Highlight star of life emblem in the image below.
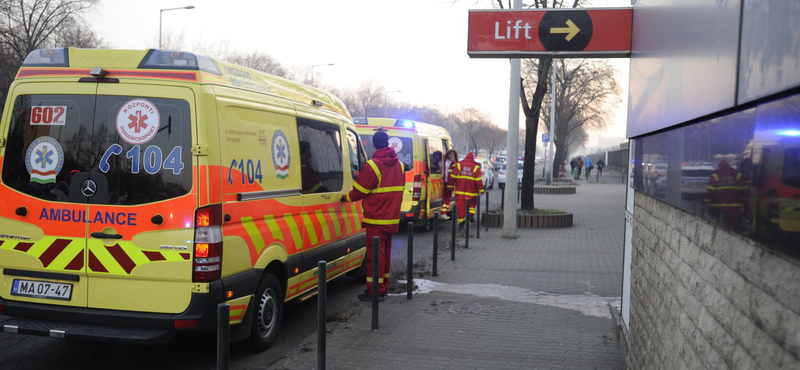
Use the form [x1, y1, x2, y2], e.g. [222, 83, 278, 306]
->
[272, 130, 291, 179]
[116, 98, 160, 145]
[25, 136, 64, 184]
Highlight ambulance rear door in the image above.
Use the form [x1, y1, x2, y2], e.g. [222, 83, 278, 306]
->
[426, 137, 444, 216]
[84, 84, 197, 313]
[0, 83, 97, 308]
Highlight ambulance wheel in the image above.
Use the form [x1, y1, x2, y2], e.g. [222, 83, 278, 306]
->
[248, 273, 283, 352]
[415, 218, 431, 232]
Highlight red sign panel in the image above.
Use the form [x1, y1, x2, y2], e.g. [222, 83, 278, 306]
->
[468, 8, 632, 58]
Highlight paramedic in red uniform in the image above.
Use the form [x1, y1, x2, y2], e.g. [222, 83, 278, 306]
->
[441, 149, 459, 220]
[703, 160, 748, 229]
[453, 152, 484, 228]
[342, 131, 405, 301]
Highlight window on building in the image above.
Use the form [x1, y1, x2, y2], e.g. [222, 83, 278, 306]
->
[297, 118, 343, 193]
[632, 93, 800, 258]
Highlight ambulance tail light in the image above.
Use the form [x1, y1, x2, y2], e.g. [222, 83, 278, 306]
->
[766, 188, 780, 219]
[413, 175, 422, 201]
[0, 304, 4, 314]
[193, 205, 223, 282]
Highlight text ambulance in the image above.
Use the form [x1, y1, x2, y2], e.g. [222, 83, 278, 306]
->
[354, 118, 453, 230]
[0, 48, 369, 351]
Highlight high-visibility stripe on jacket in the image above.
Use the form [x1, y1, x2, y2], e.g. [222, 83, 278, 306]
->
[346, 147, 406, 232]
[453, 153, 484, 196]
[703, 162, 748, 209]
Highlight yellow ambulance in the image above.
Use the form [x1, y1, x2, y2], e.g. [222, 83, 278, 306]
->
[354, 117, 453, 230]
[0, 48, 369, 351]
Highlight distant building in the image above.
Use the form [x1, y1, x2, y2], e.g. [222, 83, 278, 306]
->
[621, 1, 800, 370]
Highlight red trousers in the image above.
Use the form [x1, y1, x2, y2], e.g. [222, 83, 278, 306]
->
[456, 195, 477, 223]
[442, 187, 454, 214]
[365, 226, 392, 294]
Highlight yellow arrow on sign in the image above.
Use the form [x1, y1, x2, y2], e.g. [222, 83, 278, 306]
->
[550, 19, 580, 41]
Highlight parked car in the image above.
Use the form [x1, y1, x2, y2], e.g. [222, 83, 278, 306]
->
[492, 160, 504, 171]
[498, 161, 523, 189]
[478, 159, 495, 189]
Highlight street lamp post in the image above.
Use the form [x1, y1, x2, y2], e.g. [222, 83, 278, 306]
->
[383, 90, 401, 117]
[160, 5, 195, 49]
[311, 63, 333, 86]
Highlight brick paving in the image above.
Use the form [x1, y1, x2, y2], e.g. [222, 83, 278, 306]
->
[271, 180, 627, 370]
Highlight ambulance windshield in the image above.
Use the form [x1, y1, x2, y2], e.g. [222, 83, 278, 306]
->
[360, 134, 413, 170]
[1, 94, 192, 205]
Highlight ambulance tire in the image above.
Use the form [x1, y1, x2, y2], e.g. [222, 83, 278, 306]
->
[248, 273, 284, 352]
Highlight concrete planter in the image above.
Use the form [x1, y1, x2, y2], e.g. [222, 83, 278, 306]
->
[483, 211, 573, 228]
[533, 186, 576, 195]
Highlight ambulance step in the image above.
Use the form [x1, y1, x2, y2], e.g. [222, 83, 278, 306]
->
[1, 317, 174, 345]
[297, 288, 319, 303]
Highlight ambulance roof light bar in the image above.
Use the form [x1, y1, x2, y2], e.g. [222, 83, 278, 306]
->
[138, 49, 222, 75]
[22, 48, 69, 67]
[395, 119, 415, 128]
[352, 117, 368, 124]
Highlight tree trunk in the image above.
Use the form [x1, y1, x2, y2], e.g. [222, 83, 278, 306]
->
[552, 141, 567, 178]
[520, 58, 552, 210]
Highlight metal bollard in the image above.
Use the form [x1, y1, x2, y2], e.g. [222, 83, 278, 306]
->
[517, 182, 521, 203]
[371, 236, 379, 331]
[217, 303, 230, 370]
[433, 214, 439, 277]
[476, 194, 480, 240]
[451, 203, 457, 261]
[501, 186, 505, 210]
[485, 190, 489, 232]
[465, 198, 470, 249]
[317, 260, 327, 370]
[407, 222, 413, 300]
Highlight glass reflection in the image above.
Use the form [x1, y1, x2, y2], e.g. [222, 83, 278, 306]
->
[633, 93, 800, 256]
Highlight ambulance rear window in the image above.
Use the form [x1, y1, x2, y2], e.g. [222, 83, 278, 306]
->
[1, 94, 192, 205]
[360, 134, 413, 170]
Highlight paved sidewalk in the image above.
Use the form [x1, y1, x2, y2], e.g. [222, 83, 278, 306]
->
[271, 182, 627, 370]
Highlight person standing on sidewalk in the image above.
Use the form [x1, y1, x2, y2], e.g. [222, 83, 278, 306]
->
[584, 156, 593, 180]
[597, 158, 605, 176]
[341, 130, 405, 301]
[441, 149, 459, 221]
[453, 152, 484, 228]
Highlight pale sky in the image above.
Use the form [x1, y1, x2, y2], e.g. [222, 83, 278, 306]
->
[90, 0, 630, 152]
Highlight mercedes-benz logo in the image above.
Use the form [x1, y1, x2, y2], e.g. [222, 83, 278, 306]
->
[81, 179, 97, 197]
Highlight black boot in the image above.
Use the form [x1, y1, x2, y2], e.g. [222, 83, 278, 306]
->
[468, 215, 475, 223]
[459, 222, 464, 230]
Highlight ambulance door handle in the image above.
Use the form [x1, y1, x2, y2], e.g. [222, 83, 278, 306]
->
[224, 214, 232, 223]
[90, 232, 123, 239]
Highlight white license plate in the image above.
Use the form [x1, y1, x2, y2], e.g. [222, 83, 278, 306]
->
[11, 279, 72, 301]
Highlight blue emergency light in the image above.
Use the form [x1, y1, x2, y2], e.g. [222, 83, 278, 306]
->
[395, 119, 415, 128]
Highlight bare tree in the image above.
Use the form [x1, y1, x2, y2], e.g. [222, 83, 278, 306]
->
[223, 50, 289, 78]
[537, 59, 621, 175]
[50, 16, 107, 49]
[338, 79, 385, 118]
[0, 0, 101, 115]
[449, 107, 492, 154]
[497, 0, 588, 210]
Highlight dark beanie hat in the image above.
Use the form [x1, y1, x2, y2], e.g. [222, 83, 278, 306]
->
[373, 131, 389, 149]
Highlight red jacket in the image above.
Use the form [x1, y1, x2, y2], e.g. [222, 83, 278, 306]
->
[346, 147, 405, 232]
[453, 152, 484, 197]
[704, 160, 747, 210]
